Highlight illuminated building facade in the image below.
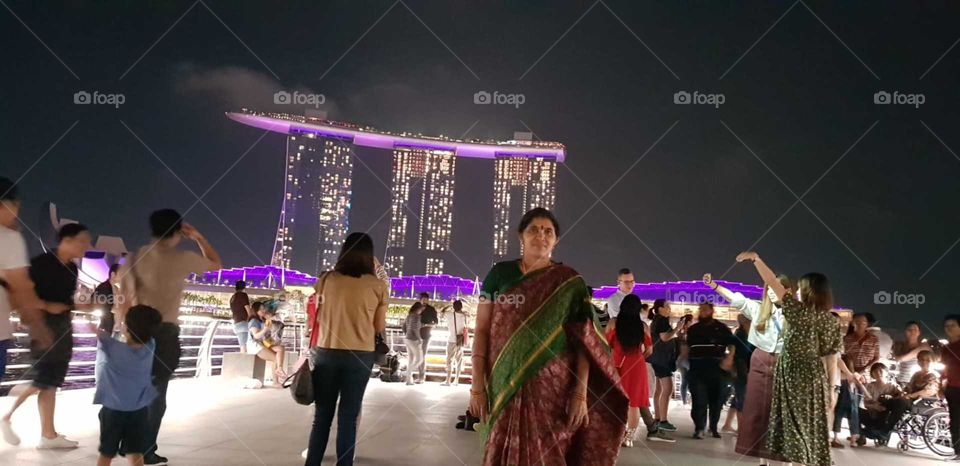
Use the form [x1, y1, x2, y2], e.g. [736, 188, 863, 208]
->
[492, 155, 558, 261]
[271, 133, 353, 275]
[385, 148, 456, 276]
[229, 110, 565, 276]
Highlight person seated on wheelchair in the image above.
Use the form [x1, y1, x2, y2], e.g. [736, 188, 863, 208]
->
[878, 351, 940, 434]
[858, 362, 902, 444]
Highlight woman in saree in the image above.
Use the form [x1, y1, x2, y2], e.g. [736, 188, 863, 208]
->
[469, 208, 628, 466]
[737, 251, 842, 466]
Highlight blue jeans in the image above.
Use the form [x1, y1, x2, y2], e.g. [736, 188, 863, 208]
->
[833, 383, 861, 436]
[233, 321, 249, 348]
[305, 349, 375, 466]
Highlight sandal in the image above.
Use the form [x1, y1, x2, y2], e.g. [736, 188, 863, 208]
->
[830, 439, 844, 448]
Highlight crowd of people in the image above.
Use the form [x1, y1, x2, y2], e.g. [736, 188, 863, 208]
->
[2, 174, 960, 466]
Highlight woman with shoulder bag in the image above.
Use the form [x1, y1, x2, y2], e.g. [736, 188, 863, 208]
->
[304, 233, 388, 466]
[442, 300, 467, 386]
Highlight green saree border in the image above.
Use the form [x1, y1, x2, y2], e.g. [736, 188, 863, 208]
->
[483, 275, 585, 432]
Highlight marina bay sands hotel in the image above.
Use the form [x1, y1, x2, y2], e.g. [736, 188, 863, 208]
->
[227, 110, 566, 277]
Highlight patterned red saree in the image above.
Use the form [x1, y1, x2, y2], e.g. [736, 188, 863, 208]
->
[481, 264, 627, 466]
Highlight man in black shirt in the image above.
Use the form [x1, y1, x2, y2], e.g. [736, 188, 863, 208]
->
[417, 292, 438, 382]
[2, 223, 91, 449]
[229, 280, 251, 352]
[686, 302, 735, 439]
[93, 263, 120, 333]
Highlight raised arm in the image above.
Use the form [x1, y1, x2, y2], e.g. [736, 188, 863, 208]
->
[736, 252, 785, 299]
[181, 223, 222, 271]
[703, 273, 736, 301]
[895, 343, 931, 361]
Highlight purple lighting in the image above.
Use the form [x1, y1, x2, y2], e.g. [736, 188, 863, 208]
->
[197, 265, 318, 288]
[226, 112, 567, 162]
[591, 280, 763, 304]
[390, 274, 478, 301]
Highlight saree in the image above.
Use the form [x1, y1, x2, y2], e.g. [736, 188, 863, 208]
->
[481, 262, 627, 466]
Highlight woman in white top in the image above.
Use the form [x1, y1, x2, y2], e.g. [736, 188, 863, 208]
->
[704, 273, 790, 465]
[441, 300, 468, 386]
[891, 321, 930, 386]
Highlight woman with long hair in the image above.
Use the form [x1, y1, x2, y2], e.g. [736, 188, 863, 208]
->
[892, 321, 931, 386]
[737, 251, 842, 466]
[705, 272, 790, 464]
[647, 298, 688, 433]
[469, 208, 627, 465]
[606, 294, 675, 446]
[305, 232, 388, 466]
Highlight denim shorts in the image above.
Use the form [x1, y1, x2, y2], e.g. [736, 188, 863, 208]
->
[233, 321, 249, 348]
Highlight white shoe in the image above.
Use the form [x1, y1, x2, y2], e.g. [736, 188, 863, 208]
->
[1, 419, 20, 446]
[301, 448, 308, 459]
[36, 434, 79, 449]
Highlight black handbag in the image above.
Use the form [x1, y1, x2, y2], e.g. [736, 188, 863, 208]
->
[375, 332, 389, 366]
[284, 272, 329, 405]
[283, 357, 314, 405]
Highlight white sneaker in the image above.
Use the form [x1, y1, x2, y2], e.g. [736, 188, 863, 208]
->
[1, 420, 20, 446]
[36, 434, 79, 449]
[301, 448, 308, 459]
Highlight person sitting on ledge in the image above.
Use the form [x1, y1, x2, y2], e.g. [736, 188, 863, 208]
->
[247, 301, 287, 383]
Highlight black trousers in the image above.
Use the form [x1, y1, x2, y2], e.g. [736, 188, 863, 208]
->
[689, 359, 725, 432]
[145, 323, 181, 457]
[946, 387, 960, 451]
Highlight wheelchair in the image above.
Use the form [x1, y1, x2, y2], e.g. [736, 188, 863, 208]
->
[862, 398, 953, 457]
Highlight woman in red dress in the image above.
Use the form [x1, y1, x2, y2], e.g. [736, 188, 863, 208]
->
[606, 294, 676, 446]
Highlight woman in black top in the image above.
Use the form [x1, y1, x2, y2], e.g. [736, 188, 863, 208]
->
[2, 223, 91, 449]
[646, 299, 691, 432]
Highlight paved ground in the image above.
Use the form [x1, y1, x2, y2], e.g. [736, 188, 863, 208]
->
[0, 377, 951, 465]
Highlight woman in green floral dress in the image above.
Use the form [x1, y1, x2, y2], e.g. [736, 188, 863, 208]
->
[736, 251, 842, 466]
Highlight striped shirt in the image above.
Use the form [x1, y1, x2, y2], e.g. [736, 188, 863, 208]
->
[843, 332, 880, 374]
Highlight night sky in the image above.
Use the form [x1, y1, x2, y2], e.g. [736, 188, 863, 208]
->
[3, 1, 958, 333]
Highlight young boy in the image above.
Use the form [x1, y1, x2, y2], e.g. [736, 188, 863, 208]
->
[857, 362, 900, 444]
[95, 305, 162, 466]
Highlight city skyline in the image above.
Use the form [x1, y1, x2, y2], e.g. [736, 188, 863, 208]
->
[229, 110, 565, 277]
